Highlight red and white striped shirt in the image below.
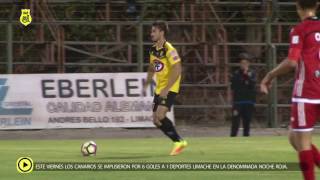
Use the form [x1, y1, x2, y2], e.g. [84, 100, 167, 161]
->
[289, 17, 320, 104]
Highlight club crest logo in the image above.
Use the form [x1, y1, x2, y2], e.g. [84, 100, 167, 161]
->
[154, 60, 164, 72]
[20, 9, 32, 26]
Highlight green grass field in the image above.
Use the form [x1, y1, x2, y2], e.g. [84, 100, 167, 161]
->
[1, 136, 320, 180]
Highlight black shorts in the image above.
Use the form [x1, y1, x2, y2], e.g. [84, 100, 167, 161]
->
[152, 91, 177, 112]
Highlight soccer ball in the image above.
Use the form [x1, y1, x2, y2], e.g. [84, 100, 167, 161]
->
[81, 141, 97, 156]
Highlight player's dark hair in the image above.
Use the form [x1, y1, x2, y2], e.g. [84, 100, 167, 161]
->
[152, 20, 169, 37]
[296, 0, 318, 10]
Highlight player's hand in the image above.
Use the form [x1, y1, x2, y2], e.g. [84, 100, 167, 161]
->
[260, 73, 273, 95]
[159, 88, 169, 98]
[141, 84, 148, 97]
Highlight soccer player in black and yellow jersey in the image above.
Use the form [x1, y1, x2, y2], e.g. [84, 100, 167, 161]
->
[142, 21, 187, 156]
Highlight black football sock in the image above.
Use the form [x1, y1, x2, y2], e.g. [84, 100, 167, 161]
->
[158, 117, 182, 142]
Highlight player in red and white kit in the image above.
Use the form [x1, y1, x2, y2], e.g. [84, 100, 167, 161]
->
[261, 1, 320, 180]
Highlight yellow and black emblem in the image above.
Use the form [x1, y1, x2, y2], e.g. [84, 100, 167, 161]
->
[16, 157, 33, 173]
[20, 9, 32, 26]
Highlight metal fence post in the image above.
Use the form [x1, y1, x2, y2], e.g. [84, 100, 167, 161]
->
[265, 21, 272, 127]
[265, 0, 278, 128]
[270, 45, 278, 127]
[137, 21, 144, 72]
[6, 22, 13, 74]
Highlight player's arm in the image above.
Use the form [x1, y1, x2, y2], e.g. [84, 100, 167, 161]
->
[160, 62, 181, 97]
[260, 59, 297, 94]
[159, 49, 181, 97]
[142, 62, 155, 97]
[260, 27, 302, 94]
[142, 51, 155, 95]
[143, 63, 155, 89]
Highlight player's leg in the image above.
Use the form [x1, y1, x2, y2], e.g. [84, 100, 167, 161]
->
[294, 131, 314, 180]
[290, 102, 317, 180]
[153, 93, 180, 138]
[155, 92, 182, 142]
[153, 93, 180, 140]
[152, 94, 161, 127]
[156, 104, 182, 142]
[289, 128, 298, 151]
[153, 94, 184, 144]
[294, 131, 312, 151]
[156, 105, 187, 156]
[290, 105, 320, 170]
[230, 105, 241, 137]
[153, 112, 160, 126]
[290, 103, 320, 167]
[288, 128, 320, 167]
[242, 104, 253, 137]
[310, 104, 320, 167]
[156, 92, 187, 155]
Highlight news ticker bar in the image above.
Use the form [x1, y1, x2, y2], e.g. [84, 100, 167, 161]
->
[33, 162, 300, 171]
